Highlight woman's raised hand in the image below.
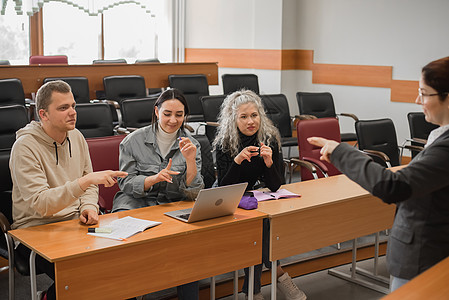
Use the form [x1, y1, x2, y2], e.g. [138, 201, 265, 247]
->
[234, 145, 260, 165]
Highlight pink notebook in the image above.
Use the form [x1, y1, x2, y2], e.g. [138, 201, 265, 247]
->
[252, 189, 300, 202]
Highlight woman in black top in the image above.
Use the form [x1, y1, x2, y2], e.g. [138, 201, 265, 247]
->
[213, 90, 306, 300]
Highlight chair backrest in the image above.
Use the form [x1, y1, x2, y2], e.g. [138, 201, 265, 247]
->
[103, 75, 147, 104]
[120, 97, 156, 129]
[0, 105, 29, 149]
[201, 95, 225, 144]
[168, 74, 209, 122]
[0, 149, 12, 223]
[193, 135, 216, 189]
[355, 118, 400, 167]
[296, 118, 341, 180]
[135, 58, 160, 63]
[43, 77, 90, 103]
[261, 94, 292, 138]
[407, 112, 438, 140]
[0, 60, 10, 65]
[86, 135, 126, 213]
[296, 92, 337, 118]
[0, 78, 26, 107]
[93, 59, 127, 64]
[75, 103, 114, 138]
[29, 55, 68, 65]
[222, 74, 260, 95]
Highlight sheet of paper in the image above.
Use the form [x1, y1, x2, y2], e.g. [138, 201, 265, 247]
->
[252, 189, 300, 201]
[87, 216, 162, 241]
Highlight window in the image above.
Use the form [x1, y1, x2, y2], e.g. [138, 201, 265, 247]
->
[0, 4, 30, 65]
[103, 3, 157, 62]
[43, 2, 101, 64]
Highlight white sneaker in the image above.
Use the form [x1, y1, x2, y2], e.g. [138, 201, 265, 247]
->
[277, 272, 307, 300]
[245, 292, 264, 300]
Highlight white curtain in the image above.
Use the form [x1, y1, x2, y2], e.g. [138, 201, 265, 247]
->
[2, 0, 154, 16]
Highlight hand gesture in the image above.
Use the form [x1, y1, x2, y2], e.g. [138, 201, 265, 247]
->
[259, 142, 273, 168]
[234, 145, 260, 165]
[179, 137, 197, 163]
[307, 137, 340, 163]
[79, 170, 128, 191]
[151, 158, 180, 184]
[79, 209, 99, 225]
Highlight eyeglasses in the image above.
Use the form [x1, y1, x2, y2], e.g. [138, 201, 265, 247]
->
[417, 88, 447, 104]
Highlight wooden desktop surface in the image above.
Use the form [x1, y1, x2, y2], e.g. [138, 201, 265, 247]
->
[257, 173, 397, 261]
[382, 256, 449, 299]
[10, 201, 265, 300]
[0, 62, 219, 99]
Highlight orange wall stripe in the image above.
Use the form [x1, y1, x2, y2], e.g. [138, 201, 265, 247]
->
[185, 48, 281, 70]
[312, 63, 392, 88]
[391, 80, 419, 103]
[185, 48, 418, 103]
[281, 49, 314, 70]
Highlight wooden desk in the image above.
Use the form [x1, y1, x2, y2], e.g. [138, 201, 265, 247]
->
[9, 201, 265, 300]
[0, 62, 219, 99]
[382, 256, 449, 299]
[257, 174, 396, 298]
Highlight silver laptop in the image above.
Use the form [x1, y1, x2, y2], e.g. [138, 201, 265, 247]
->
[164, 182, 248, 223]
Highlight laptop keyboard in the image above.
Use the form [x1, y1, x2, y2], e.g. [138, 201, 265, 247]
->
[178, 213, 191, 220]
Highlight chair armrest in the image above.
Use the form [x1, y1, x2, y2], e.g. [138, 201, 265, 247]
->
[114, 126, 130, 135]
[360, 149, 392, 167]
[406, 137, 427, 146]
[293, 114, 318, 121]
[0, 212, 11, 233]
[91, 99, 120, 109]
[206, 121, 219, 127]
[289, 158, 319, 180]
[338, 113, 359, 122]
[302, 156, 329, 176]
[400, 144, 424, 152]
[184, 124, 194, 133]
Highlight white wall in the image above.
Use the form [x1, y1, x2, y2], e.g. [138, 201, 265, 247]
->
[185, 0, 449, 148]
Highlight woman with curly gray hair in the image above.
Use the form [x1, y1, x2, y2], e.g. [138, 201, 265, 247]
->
[213, 90, 307, 300]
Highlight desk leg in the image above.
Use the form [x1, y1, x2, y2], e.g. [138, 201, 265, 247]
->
[248, 265, 254, 300]
[29, 251, 38, 300]
[271, 260, 277, 300]
[328, 238, 389, 294]
[210, 276, 216, 300]
[233, 270, 239, 300]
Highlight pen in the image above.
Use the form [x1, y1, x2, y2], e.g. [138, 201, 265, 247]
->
[88, 227, 112, 233]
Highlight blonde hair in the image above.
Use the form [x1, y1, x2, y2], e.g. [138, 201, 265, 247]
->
[213, 89, 281, 156]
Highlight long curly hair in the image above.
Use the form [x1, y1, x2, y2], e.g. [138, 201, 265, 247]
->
[213, 89, 281, 156]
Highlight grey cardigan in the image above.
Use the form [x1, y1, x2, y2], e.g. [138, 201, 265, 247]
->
[331, 130, 449, 280]
[112, 126, 204, 212]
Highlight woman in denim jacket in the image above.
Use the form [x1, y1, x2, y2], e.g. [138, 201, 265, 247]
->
[113, 88, 204, 299]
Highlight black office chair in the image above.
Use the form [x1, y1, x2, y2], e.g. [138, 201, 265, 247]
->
[92, 59, 127, 64]
[103, 75, 147, 105]
[407, 112, 438, 158]
[355, 118, 401, 167]
[0, 105, 29, 149]
[200, 95, 225, 145]
[75, 103, 114, 138]
[193, 135, 216, 189]
[261, 94, 298, 159]
[43, 77, 90, 103]
[120, 97, 157, 130]
[168, 74, 209, 122]
[135, 58, 160, 63]
[0, 78, 26, 107]
[0, 148, 43, 300]
[296, 92, 359, 143]
[222, 74, 259, 95]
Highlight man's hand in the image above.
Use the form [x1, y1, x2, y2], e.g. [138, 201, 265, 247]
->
[79, 209, 98, 225]
[78, 170, 128, 191]
[307, 137, 340, 163]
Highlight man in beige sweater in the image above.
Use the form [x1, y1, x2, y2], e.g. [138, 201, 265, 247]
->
[9, 80, 127, 300]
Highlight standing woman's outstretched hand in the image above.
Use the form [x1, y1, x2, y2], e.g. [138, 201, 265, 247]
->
[307, 137, 340, 163]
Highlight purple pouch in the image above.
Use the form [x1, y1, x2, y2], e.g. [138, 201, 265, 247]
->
[238, 195, 258, 210]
